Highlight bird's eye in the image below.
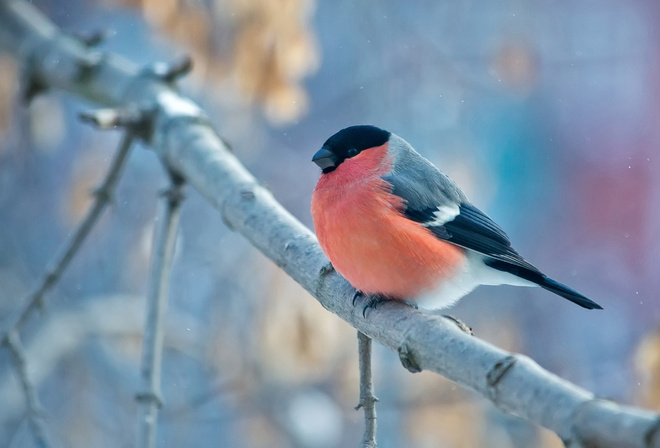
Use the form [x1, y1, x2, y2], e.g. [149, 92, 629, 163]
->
[348, 148, 358, 157]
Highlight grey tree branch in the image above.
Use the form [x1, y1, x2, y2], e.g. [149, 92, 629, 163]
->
[356, 331, 378, 448]
[0, 1, 659, 447]
[0, 114, 133, 446]
[4, 331, 51, 448]
[136, 180, 185, 448]
[0, 131, 134, 341]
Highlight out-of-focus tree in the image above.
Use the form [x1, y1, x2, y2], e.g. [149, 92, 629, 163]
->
[111, 0, 319, 124]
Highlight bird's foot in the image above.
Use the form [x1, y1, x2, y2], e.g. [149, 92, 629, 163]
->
[362, 295, 391, 318]
[442, 315, 473, 335]
[353, 291, 419, 317]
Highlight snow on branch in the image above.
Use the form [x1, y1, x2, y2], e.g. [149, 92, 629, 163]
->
[0, 1, 658, 447]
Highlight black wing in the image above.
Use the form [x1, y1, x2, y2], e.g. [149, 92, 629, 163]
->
[404, 202, 602, 310]
[405, 202, 541, 273]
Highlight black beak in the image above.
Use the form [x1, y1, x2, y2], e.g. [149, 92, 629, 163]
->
[312, 147, 337, 170]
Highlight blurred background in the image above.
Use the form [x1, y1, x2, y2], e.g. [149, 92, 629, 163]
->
[0, 0, 659, 446]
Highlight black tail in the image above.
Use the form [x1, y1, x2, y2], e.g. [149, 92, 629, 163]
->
[485, 260, 603, 310]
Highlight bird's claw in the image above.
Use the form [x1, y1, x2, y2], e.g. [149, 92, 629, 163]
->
[352, 290, 363, 307]
[362, 295, 390, 318]
[352, 291, 418, 318]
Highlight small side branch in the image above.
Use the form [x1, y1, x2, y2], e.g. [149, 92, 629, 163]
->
[0, 131, 134, 342]
[4, 331, 51, 448]
[136, 179, 185, 448]
[356, 331, 378, 448]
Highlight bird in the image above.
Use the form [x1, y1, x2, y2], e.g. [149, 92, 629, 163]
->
[310, 125, 602, 313]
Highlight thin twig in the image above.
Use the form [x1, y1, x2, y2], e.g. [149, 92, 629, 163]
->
[4, 331, 51, 448]
[136, 178, 185, 448]
[356, 331, 378, 448]
[149, 55, 194, 82]
[0, 132, 134, 342]
[79, 107, 146, 130]
[74, 28, 114, 48]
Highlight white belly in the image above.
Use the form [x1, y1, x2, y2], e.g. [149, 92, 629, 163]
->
[415, 251, 537, 310]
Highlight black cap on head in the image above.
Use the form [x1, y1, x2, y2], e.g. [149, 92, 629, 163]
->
[312, 125, 391, 173]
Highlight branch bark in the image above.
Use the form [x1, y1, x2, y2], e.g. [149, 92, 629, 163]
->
[356, 331, 378, 448]
[136, 180, 184, 448]
[0, 1, 658, 447]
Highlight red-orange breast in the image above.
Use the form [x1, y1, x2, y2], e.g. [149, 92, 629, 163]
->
[312, 142, 466, 299]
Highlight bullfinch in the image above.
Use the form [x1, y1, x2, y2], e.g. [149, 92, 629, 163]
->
[310, 125, 602, 312]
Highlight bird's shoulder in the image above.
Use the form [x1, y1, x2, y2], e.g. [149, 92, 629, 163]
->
[382, 135, 467, 212]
